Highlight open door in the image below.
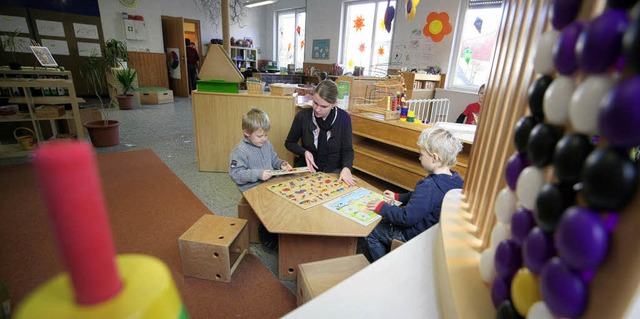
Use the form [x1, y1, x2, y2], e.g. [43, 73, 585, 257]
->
[161, 15, 189, 97]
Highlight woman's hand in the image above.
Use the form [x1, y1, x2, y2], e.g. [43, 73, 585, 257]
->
[382, 190, 395, 199]
[261, 170, 273, 181]
[366, 200, 382, 212]
[338, 167, 357, 186]
[280, 161, 293, 170]
[304, 151, 318, 173]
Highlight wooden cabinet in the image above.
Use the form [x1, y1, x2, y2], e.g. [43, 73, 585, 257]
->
[351, 112, 470, 191]
[230, 46, 257, 70]
[401, 72, 442, 100]
[0, 68, 84, 158]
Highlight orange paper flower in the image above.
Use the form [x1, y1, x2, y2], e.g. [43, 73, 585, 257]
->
[378, 46, 385, 56]
[353, 15, 365, 31]
[288, 43, 292, 52]
[422, 12, 452, 43]
[358, 43, 366, 53]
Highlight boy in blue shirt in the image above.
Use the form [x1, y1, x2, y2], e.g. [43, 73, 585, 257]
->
[365, 127, 464, 261]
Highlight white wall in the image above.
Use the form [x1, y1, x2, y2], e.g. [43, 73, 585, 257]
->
[436, 88, 477, 121]
[97, 0, 266, 55]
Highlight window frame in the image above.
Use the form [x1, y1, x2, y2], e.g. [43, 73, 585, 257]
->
[275, 7, 306, 69]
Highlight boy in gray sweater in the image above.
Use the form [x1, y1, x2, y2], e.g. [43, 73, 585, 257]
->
[229, 107, 292, 192]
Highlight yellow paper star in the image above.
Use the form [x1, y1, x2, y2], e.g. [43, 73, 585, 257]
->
[380, 19, 386, 30]
[353, 15, 365, 31]
[348, 59, 354, 68]
[300, 40, 305, 49]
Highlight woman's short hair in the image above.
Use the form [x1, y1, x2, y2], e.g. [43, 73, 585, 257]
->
[242, 107, 271, 133]
[417, 127, 463, 167]
[314, 80, 339, 104]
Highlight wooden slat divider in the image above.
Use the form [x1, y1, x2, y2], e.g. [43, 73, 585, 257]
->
[127, 51, 169, 89]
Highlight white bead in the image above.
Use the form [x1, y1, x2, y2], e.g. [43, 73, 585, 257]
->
[490, 222, 511, 247]
[516, 166, 546, 211]
[533, 30, 560, 75]
[495, 187, 518, 224]
[543, 76, 575, 125]
[479, 247, 497, 284]
[569, 75, 615, 135]
[527, 301, 556, 319]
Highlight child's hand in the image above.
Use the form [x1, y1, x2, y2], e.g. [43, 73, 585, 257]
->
[304, 151, 318, 173]
[366, 200, 382, 212]
[281, 161, 293, 170]
[382, 190, 395, 199]
[261, 170, 273, 181]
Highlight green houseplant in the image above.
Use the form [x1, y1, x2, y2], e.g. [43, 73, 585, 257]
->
[1, 29, 27, 70]
[79, 51, 121, 147]
[104, 38, 128, 68]
[114, 68, 137, 110]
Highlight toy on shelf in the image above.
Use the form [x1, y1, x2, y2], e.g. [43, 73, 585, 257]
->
[15, 141, 187, 319]
[351, 77, 404, 120]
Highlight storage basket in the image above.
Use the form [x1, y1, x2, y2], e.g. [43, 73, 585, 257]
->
[35, 105, 65, 117]
[13, 127, 36, 150]
[269, 84, 297, 96]
[247, 81, 265, 94]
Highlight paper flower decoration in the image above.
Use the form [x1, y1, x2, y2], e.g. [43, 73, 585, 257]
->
[288, 43, 292, 52]
[358, 43, 366, 53]
[348, 59, 354, 68]
[300, 40, 305, 49]
[353, 15, 365, 31]
[378, 46, 385, 56]
[423, 12, 453, 42]
[406, 0, 420, 21]
[297, 25, 301, 35]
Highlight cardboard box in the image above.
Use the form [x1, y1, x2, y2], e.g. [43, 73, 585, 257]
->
[140, 88, 174, 105]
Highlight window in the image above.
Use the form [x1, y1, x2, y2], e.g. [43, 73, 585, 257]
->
[276, 9, 305, 70]
[341, 0, 395, 76]
[448, 0, 503, 91]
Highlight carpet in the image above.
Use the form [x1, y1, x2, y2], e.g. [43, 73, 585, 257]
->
[0, 148, 296, 318]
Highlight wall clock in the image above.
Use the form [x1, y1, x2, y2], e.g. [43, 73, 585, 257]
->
[119, 0, 137, 8]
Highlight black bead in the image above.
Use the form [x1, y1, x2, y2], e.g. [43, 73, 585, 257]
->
[554, 133, 595, 184]
[623, 15, 640, 73]
[496, 299, 524, 319]
[535, 182, 576, 232]
[514, 116, 539, 154]
[527, 123, 564, 167]
[528, 75, 554, 119]
[606, 0, 639, 10]
[582, 147, 639, 211]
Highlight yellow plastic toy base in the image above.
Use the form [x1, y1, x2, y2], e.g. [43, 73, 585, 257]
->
[15, 254, 188, 319]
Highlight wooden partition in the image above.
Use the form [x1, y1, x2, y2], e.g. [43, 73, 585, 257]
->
[127, 52, 169, 88]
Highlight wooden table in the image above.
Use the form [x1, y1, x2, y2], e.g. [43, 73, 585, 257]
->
[243, 173, 381, 280]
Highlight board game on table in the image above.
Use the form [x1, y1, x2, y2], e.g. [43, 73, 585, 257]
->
[266, 172, 357, 209]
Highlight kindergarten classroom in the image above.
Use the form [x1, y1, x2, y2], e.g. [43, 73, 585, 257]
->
[1, 0, 640, 318]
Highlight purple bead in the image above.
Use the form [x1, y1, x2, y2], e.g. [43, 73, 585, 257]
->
[540, 257, 588, 318]
[551, 0, 582, 30]
[601, 212, 619, 233]
[576, 8, 630, 74]
[492, 276, 512, 308]
[495, 239, 522, 280]
[555, 206, 609, 270]
[553, 21, 584, 75]
[523, 227, 556, 274]
[511, 207, 535, 245]
[505, 152, 531, 190]
[598, 76, 640, 148]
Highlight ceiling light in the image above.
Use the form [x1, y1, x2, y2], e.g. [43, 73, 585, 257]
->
[244, 0, 277, 8]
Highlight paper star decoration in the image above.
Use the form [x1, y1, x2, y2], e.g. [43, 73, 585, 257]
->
[348, 59, 354, 68]
[300, 40, 305, 49]
[378, 46, 385, 56]
[353, 15, 365, 31]
[358, 43, 366, 53]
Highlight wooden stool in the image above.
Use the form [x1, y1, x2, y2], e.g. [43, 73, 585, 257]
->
[238, 196, 260, 243]
[390, 239, 405, 251]
[296, 254, 370, 306]
[178, 214, 249, 283]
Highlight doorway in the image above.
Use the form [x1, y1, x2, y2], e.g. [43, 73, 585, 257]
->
[160, 16, 201, 97]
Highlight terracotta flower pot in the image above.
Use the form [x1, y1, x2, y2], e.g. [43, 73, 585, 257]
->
[83, 120, 120, 147]
[117, 94, 136, 110]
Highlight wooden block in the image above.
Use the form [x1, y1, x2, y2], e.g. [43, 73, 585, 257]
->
[178, 214, 249, 283]
[238, 196, 260, 243]
[390, 239, 405, 251]
[140, 89, 174, 105]
[297, 254, 369, 306]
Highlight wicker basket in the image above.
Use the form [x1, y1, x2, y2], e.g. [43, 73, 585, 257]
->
[13, 127, 36, 150]
[269, 84, 297, 96]
[35, 105, 65, 117]
[247, 81, 265, 94]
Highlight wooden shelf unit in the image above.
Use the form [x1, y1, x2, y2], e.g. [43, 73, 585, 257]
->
[0, 68, 84, 158]
[400, 72, 442, 100]
[351, 112, 470, 191]
[230, 46, 257, 70]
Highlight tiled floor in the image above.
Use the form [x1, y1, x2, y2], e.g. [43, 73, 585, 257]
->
[0, 96, 291, 292]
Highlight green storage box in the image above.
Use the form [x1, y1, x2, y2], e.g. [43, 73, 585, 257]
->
[197, 80, 239, 93]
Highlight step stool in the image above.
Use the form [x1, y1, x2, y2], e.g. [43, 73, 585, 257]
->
[296, 254, 370, 306]
[178, 214, 249, 283]
[238, 196, 260, 243]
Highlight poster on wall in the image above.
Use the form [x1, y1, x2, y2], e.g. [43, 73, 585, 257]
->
[30, 46, 58, 67]
[41, 39, 70, 55]
[167, 48, 181, 79]
[77, 42, 102, 57]
[73, 23, 99, 40]
[36, 20, 65, 37]
[312, 39, 330, 60]
[0, 15, 29, 33]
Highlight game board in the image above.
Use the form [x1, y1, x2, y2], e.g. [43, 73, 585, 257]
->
[323, 188, 401, 226]
[267, 172, 356, 209]
[270, 167, 310, 176]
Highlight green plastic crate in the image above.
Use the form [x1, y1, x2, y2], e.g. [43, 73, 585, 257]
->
[197, 80, 239, 93]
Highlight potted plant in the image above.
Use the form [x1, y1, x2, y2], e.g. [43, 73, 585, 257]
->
[0, 29, 27, 70]
[79, 51, 121, 147]
[104, 38, 129, 69]
[114, 67, 137, 110]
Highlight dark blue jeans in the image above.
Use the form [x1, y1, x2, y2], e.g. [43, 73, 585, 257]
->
[365, 220, 407, 261]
